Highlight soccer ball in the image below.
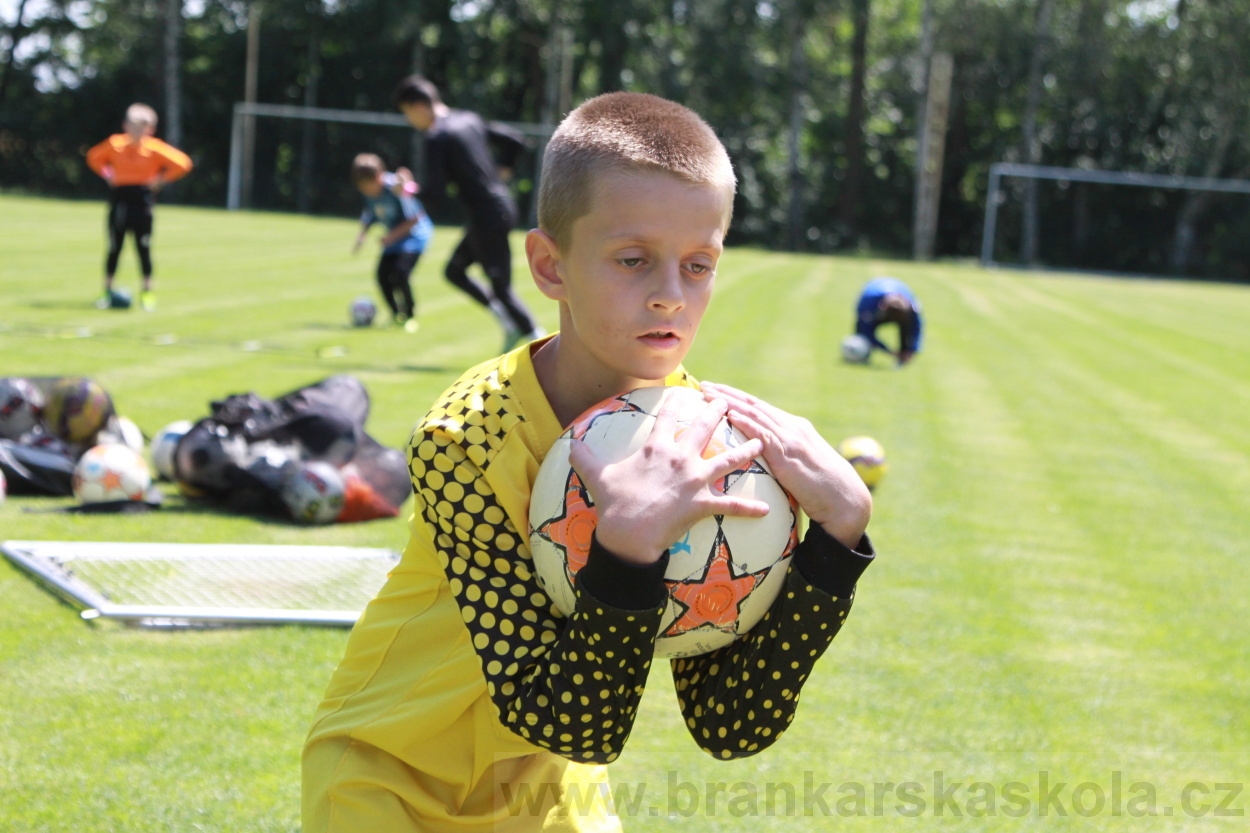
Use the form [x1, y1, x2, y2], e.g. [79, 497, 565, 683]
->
[837, 435, 888, 489]
[0, 377, 45, 439]
[72, 443, 152, 504]
[350, 296, 377, 327]
[44, 377, 113, 443]
[282, 460, 346, 524]
[840, 334, 872, 364]
[150, 419, 194, 481]
[98, 414, 145, 453]
[529, 386, 799, 659]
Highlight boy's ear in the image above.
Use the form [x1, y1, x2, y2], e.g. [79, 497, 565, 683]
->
[526, 229, 567, 301]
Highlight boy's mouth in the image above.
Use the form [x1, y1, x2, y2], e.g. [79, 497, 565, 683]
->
[640, 329, 681, 347]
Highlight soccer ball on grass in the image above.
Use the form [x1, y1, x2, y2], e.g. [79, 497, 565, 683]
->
[350, 297, 377, 328]
[282, 460, 346, 524]
[44, 377, 113, 443]
[840, 334, 872, 364]
[72, 443, 152, 504]
[836, 435, 888, 489]
[529, 386, 798, 659]
[0, 377, 45, 439]
[150, 420, 194, 481]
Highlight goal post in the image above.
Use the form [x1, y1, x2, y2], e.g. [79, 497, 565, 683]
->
[979, 162, 1250, 270]
[226, 102, 554, 222]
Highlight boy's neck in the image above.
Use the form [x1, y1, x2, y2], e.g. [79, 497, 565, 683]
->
[532, 336, 668, 427]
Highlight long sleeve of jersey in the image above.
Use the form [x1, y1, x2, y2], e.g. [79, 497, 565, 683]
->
[487, 121, 527, 170]
[667, 523, 875, 759]
[414, 415, 874, 766]
[412, 423, 672, 765]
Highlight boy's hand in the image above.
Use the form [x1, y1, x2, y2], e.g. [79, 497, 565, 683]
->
[569, 397, 770, 566]
[394, 167, 419, 194]
[700, 382, 872, 550]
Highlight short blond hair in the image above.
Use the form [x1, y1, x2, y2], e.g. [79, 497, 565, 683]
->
[537, 92, 736, 250]
[125, 103, 158, 130]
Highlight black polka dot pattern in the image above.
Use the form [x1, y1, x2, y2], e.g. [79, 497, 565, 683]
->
[408, 363, 668, 764]
[408, 360, 867, 764]
[669, 562, 855, 759]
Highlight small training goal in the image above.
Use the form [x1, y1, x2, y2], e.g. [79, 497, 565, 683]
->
[2, 540, 399, 628]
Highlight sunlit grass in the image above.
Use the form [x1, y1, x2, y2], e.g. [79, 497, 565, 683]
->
[2, 194, 1248, 830]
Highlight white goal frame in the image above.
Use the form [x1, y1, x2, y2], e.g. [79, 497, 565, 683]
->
[226, 102, 554, 216]
[979, 162, 1250, 268]
[2, 540, 400, 627]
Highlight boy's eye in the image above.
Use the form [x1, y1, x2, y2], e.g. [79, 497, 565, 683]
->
[687, 262, 713, 275]
[618, 257, 644, 268]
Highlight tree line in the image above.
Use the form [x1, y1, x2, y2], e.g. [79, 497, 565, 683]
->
[2, 0, 1247, 279]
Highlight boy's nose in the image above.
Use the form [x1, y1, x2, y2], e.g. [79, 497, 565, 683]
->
[648, 262, 685, 310]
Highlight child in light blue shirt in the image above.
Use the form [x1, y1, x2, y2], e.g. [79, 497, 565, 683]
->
[351, 153, 434, 331]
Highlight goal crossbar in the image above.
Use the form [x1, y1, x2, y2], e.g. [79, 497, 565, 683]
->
[979, 163, 1250, 266]
[226, 102, 555, 211]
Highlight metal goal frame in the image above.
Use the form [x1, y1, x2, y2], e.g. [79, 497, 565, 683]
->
[979, 162, 1250, 268]
[1, 540, 399, 628]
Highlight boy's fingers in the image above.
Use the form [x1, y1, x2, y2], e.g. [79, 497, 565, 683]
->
[676, 398, 728, 453]
[722, 407, 777, 450]
[700, 381, 753, 405]
[707, 437, 763, 480]
[651, 400, 681, 438]
[707, 493, 771, 519]
[566, 438, 602, 481]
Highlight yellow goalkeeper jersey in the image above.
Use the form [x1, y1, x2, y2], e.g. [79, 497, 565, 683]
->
[302, 338, 874, 832]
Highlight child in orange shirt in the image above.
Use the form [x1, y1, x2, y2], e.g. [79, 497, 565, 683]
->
[86, 103, 193, 311]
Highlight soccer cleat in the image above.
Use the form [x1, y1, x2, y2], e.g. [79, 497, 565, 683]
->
[95, 292, 112, 310]
[140, 290, 156, 312]
[403, 318, 420, 334]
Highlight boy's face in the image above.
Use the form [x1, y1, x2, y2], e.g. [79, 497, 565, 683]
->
[356, 177, 384, 198]
[533, 169, 730, 388]
[400, 101, 434, 132]
[123, 119, 151, 141]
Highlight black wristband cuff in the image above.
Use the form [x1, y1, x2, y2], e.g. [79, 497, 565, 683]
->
[792, 523, 875, 598]
[576, 532, 670, 611]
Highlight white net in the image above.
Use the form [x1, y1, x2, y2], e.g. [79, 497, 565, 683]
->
[1, 540, 399, 627]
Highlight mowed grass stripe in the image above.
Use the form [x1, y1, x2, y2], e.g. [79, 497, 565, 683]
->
[4, 195, 1250, 831]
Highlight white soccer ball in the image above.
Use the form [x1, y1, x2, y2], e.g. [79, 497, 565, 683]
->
[841, 334, 872, 364]
[350, 296, 378, 327]
[97, 414, 145, 453]
[0, 377, 46, 439]
[72, 443, 152, 504]
[150, 420, 194, 481]
[282, 460, 346, 524]
[528, 386, 799, 659]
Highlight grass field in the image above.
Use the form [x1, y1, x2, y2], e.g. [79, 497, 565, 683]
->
[2, 192, 1248, 831]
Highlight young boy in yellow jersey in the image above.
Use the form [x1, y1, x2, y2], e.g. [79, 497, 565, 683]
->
[85, 103, 193, 311]
[302, 92, 876, 832]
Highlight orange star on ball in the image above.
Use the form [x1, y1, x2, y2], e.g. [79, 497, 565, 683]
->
[666, 535, 761, 636]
